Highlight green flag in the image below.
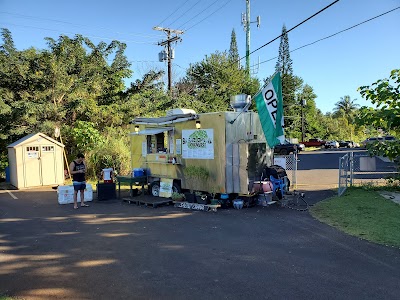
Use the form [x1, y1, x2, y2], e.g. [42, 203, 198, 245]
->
[254, 72, 285, 148]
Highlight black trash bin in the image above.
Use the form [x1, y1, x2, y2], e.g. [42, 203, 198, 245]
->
[97, 182, 116, 201]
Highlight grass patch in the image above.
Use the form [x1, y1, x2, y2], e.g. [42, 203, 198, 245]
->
[304, 147, 321, 151]
[0, 294, 18, 300]
[310, 187, 400, 247]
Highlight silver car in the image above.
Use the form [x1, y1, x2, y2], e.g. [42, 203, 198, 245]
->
[325, 141, 339, 149]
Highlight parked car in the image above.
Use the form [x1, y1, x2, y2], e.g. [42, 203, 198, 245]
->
[274, 139, 304, 155]
[361, 136, 397, 148]
[301, 138, 326, 147]
[361, 137, 381, 148]
[338, 141, 353, 148]
[324, 141, 339, 149]
[297, 142, 306, 151]
[383, 135, 397, 141]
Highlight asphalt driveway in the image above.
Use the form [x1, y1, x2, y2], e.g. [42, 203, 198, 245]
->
[0, 187, 399, 300]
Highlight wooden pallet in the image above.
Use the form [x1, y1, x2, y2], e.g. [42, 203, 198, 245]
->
[173, 201, 221, 212]
[122, 197, 173, 208]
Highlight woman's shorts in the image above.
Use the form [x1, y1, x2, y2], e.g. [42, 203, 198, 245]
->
[73, 181, 86, 191]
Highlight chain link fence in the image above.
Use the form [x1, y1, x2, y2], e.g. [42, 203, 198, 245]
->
[338, 152, 351, 196]
[338, 152, 399, 196]
[274, 153, 297, 189]
[352, 153, 399, 186]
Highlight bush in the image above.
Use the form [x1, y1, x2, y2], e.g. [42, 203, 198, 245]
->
[85, 127, 131, 179]
[0, 152, 7, 179]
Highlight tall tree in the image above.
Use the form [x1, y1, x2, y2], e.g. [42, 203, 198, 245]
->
[274, 25, 297, 135]
[333, 95, 359, 122]
[178, 51, 259, 113]
[228, 29, 239, 68]
[275, 25, 293, 75]
[357, 69, 400, 161]
[0, 29, 133, 152]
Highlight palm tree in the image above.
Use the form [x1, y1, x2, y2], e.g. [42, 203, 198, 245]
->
[334, 95, 359, 122]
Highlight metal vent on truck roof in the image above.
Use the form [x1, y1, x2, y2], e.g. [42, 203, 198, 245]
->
[230, 94, 251, 112]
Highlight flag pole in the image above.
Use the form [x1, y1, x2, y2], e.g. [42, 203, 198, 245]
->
[253, 71, 280, 99]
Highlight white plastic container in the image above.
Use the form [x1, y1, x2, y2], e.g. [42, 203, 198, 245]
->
[57, 184, 93, 205]
[257, 192, 272, 206]
[233, 199, 244, 209]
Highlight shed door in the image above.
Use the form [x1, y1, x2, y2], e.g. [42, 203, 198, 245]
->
[24, 146, 41, 187]
[40, 145, 56, 185]
[24, 145, 57, 187]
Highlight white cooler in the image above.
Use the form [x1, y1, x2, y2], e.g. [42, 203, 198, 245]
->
[57, 184, 93, 205]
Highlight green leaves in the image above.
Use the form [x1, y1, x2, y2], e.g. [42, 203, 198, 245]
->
[358, 69, 400, 164]
[366, 140, 400, 161]
[177, 51, 259, 113]
[70, 121, 105, 153]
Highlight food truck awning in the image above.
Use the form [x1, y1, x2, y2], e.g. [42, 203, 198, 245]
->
[130, 113, 198, 125]
[129, 127, 173, 135]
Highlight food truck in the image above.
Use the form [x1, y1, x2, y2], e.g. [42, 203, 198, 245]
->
[129, 95, 274, 198]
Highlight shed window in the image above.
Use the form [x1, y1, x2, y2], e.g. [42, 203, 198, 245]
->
[42, 146, 54, 152]
[27, 146, 39, 152]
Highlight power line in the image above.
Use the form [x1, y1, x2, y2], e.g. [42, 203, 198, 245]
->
[178, 5, 400, 96]
[0, 22, 158, 44]
[157, 0, 192, 26]
[240, 0, 340, 62]
[250, 6, 400, 68]
[0, 11, 163, 39]
[167, 0, 203, 27]
[185, 0, 231, 32]
[177, 0, 221, 29]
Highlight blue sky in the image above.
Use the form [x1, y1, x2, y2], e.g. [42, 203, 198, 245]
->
[0, 0, 399, 113]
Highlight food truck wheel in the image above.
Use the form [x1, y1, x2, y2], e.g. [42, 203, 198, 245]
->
[150, 181, 160, 197]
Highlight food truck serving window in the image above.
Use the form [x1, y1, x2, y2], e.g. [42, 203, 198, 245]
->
[134, 127, 173, 154]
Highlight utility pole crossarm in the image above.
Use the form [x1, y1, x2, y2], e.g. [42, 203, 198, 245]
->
[153, 26, 184, 92]
[153, 26, 184, 35]
[158, 35, 181, 46]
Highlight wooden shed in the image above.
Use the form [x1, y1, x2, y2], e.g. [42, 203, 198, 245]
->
[7, 132, 65, 189]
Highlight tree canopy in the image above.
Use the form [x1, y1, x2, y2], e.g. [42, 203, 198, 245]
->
[357, 69, 400, 161]
[1, 27, 390, 178]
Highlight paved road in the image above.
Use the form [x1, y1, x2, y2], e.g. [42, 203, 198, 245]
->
[296, 148, 397, 190]
[1, 184, 399, 299]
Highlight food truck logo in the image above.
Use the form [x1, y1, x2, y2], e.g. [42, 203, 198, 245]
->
[183, 130, 212, 149]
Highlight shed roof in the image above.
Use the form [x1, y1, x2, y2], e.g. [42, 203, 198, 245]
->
[7, 132, 64, 148]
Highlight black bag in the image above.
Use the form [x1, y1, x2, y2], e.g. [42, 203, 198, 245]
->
[263, 165, 291, 191]
[263, 165, 287, 179]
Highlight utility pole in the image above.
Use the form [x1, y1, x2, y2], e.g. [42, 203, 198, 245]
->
[301, 99, 306, 142]
[241, 0, 260, 76]
[153, 26, 183, 92]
